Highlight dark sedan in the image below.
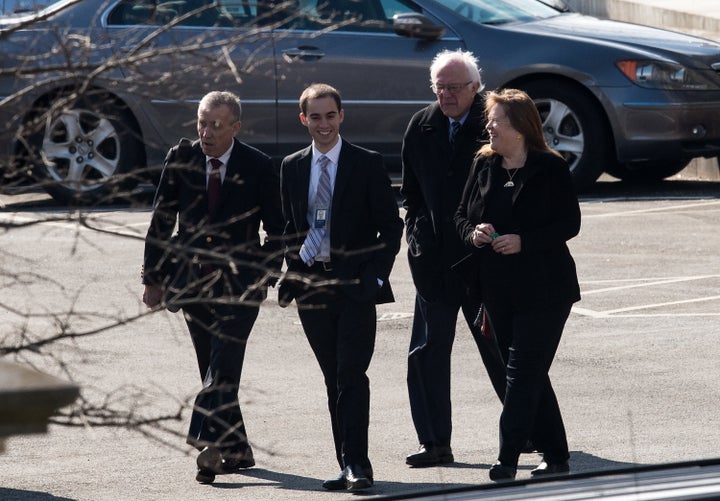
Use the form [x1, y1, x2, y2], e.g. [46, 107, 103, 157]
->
[1, 0, 719, 204]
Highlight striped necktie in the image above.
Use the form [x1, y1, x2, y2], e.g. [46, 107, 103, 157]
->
[299, 155, 332, 266]
[450, 120, 461, 144]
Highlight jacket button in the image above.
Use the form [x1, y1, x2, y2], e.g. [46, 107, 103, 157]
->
[206, 236, 212, 243]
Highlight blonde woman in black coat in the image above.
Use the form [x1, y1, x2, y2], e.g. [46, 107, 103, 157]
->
[454, 88, 581, 481]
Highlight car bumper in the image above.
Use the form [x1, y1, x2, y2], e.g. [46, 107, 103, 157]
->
[604, 89, 720, 162]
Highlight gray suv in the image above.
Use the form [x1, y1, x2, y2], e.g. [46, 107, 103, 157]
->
[1, 0, 719, 204]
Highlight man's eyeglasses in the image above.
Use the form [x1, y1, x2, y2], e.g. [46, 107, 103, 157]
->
[431, 81, 472, 95]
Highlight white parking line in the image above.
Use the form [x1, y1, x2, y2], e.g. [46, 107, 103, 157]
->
[583, 200, 720, 218]
[572, 306, 720, 318]
[574, 273, 720, 318]
[602, 294, 720, 314]
[581, 275, 720, 295]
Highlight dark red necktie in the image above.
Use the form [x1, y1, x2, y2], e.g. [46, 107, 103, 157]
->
[207, 158, 222, 216]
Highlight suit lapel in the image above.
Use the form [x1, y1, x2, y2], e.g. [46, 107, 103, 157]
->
[295, 147, 312, 230]
[218, 139, 242, 209]
[332, 143, 353, 210]
[185, 145, 209, 214]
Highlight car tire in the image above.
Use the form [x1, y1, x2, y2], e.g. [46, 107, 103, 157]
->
[520, 80, 608, 192]
[605, 159, 690, 183]
[27, 93, 143, 206]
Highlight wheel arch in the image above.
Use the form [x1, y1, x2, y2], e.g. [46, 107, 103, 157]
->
[15, 85, 148, 170]
[499, 74, 618, 190]
[503, 73, 617, 159]
[15, 84, 150, 205]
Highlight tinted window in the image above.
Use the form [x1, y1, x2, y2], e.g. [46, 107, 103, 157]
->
[442, 0, 560, 24]
[107, 0, 244, 27]
[267, 0, 414, 32]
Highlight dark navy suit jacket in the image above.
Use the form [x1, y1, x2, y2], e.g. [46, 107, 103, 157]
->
[279, 140, 402, 305]
[143, 137, 284, 301]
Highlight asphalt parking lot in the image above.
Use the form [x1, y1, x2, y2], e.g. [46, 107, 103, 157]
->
[1, 176, 719, 500]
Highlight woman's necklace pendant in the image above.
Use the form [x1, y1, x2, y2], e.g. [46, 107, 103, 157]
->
[503, 166, 519, 188]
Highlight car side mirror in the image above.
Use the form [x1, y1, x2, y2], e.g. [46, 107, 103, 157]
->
[393, 13, 445, 40]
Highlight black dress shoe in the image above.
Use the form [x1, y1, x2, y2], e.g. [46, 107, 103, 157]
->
[195, 447, 223, 484]
[405, 444, 454, 467]
[197, 447, 223, 471]
[322, 471, 347, 491]
[195, 468, 216, 484]
[344, 464, 373, 491]
[489, 462, 517, 481]
[531, 460, 570, 476]
[222, 446, 255, 471]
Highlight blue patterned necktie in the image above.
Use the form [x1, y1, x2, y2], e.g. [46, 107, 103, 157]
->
[450, 120, 461, 144]
[300, 155, 332, 266]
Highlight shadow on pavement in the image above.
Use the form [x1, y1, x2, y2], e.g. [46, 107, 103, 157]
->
[580, 179, 719, 201]
[2, 179, 717, 213]
[0, 488, 75, 501]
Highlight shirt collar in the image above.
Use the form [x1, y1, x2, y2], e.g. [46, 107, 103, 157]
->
[205, 141, 234, 167]
[450, 111, 470, 128]
[312, 136, 342, 166]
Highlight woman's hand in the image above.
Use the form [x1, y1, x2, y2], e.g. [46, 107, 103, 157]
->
[492, 233, 521, 255]
[472, 223, 496, 248]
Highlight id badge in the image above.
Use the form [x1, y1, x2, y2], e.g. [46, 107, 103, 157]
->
[314, 208, 328, 229]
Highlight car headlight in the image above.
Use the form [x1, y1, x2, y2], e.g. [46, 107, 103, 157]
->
[616, 60, 717, 90]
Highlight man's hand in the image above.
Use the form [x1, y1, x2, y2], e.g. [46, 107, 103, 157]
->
[143, 284, 163, 308]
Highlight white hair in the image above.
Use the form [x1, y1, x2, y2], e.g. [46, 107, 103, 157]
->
[429, 49, 484, 94]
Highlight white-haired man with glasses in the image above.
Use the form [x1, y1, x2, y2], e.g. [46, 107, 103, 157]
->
[400, 49, 507, 467]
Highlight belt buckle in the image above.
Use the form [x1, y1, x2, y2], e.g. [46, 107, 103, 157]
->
[321, 261, 333, 272]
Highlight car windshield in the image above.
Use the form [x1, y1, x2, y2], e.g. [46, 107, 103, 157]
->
[438, 0, 561, 25]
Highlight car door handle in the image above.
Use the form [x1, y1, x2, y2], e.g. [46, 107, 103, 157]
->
[281, 46, 325, 61]
[119, 41, 158, 57]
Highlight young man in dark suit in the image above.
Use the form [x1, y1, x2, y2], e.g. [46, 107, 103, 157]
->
[142, 91, 284, 484]
[278, 83, 403, 491]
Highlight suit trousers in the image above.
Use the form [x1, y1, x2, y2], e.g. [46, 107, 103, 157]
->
[407, 289, 507, 447]
[484, 294, 571, 468]
[297, 277, 376, 472]
[183, 300, 259, 453]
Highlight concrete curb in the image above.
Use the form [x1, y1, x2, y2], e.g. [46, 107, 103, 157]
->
[565, 0, 720, 40]
[565, 0, 720, 181]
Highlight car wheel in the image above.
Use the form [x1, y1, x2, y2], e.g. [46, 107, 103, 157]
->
[27, 95, 143, 205]
[520, 80, 608, 191]
[605, 159, 690, 183]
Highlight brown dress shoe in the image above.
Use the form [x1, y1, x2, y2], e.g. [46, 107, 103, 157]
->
[406, 444, 454, 467]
